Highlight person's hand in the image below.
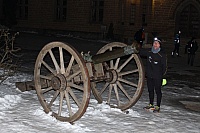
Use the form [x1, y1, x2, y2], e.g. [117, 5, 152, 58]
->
[131, 41, 141, 52]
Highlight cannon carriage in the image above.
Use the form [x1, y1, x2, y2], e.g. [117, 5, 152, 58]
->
[17, 41, 145, 123]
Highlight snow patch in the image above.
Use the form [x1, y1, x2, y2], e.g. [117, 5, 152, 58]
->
[0, 95, 22, 109]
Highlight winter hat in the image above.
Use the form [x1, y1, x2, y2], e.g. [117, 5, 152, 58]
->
[153, 37, 162, 44]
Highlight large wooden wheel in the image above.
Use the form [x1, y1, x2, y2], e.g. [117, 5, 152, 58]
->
[91, 42, 145, 111]
[34, 42, 90, 123]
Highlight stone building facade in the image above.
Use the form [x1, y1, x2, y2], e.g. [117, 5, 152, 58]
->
[0, 0, 200, 42]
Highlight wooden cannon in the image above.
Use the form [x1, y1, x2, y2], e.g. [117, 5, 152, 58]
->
[16, 41, 145, 123]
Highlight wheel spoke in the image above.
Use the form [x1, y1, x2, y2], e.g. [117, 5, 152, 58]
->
[114, 58, 120, 70]
[119, 69, 139, 76]
[109, 47, 114, 68]
[99, 82, 109, 95]
[107, 84, 113, 104]
[110, 60, 114, 69]
[41, 60, 57, 75]
[113, 84, 120, 106]
[67, 70, 81, 80]
[117, 55, 133, 72]
[64, 90, 73, 116]
[68, 87, 81, 107]
[118, 77, 138, 87]
[48, 49, 60, 73]
[41, 86, 53, 94]
[59, 47, 65, 74]
[39, 74, 52, 80]
[65, 56, 74, 76]
[47, 90, 59, 108]
[58, 92, 64, 116]
[68, 82, 84, 91]
[116, 81, 131, 100]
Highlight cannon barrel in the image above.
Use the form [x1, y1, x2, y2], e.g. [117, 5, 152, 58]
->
[16, 41, 145, 123]
[91, 42, 140, 64]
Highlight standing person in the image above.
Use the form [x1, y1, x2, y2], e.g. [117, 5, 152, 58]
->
[134, 28, 145, 48]
[172, 30, 181, 56]
[185, 37, 198, 66]
[140, 37, 167, 113]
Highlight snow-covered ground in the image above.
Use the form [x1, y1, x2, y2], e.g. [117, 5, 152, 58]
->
[0, 70, 199, 133]
[0, 33, 199, 133]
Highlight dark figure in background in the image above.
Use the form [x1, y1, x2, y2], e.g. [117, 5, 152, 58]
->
[106, 23, 114, 40]
[134, 28, 145, 48]
[172, 30, 181, 56]
[185, 37, 198, 66]
[140, 37, 167, 113]
[2, 0, 18, 28]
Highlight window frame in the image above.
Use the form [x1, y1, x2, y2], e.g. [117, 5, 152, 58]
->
[91, 0, 104, 23]
[16, 0, 29, 20]
[130, 4, 136, 25]
[55, 0, 67, 21]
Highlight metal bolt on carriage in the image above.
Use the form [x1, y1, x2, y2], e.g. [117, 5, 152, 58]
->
[16, 41, 145, 123]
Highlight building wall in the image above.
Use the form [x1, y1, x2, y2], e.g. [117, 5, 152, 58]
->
[0, 0, 3, 20]
[0, 0, 200, 41]
[140, 0, 200, 40]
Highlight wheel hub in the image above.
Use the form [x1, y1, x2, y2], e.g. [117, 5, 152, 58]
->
[51, 74, 67, 91]
[107, 69, 118, 84]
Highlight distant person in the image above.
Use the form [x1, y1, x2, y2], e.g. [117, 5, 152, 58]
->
[185, 37, 198, 66]
[172, 30, 181, 57]
[106, 23, 114, 40]
[134, 28, 145, 48]
[139, 37, 167, 113]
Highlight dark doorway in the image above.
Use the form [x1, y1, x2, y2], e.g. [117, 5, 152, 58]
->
[178, 4, 199, 37]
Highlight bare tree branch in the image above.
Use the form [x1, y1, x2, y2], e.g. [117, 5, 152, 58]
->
[0, 25, 21, 83]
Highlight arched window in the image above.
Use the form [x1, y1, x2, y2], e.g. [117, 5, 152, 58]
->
[179, 4, 199, 37]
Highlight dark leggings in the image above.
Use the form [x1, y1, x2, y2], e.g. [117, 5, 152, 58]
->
[147, 77, 162, 107]
[188, 54, 195, 66]
[173, 44, 180, 55]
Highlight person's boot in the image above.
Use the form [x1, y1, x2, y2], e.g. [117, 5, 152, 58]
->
[171, 52, 174, 56]
[143, 104, 154, 110]
[153, 105, 160, 113]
